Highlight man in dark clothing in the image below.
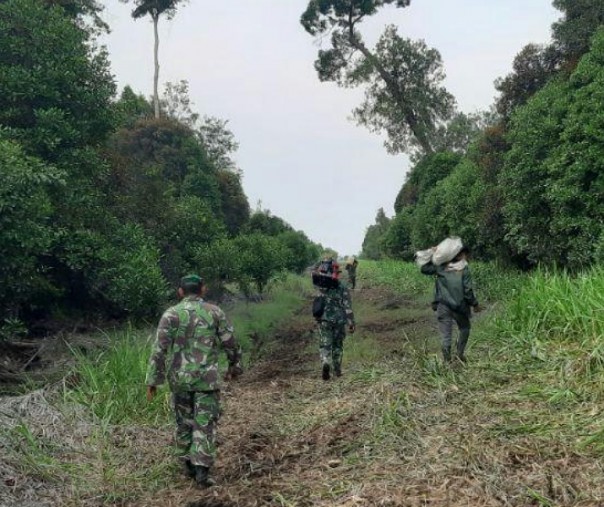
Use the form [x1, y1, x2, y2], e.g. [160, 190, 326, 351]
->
[421, 248, 480, 362]
[345, 257, 358, 289]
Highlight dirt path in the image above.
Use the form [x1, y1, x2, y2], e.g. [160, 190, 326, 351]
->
[138, 278, 604, 507]
[4, 278, 603, 506]
[135, 283, 440, 507]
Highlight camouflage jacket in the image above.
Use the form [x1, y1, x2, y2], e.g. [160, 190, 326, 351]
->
[145, 296, 241, 392]
[318, 282, 355, 326]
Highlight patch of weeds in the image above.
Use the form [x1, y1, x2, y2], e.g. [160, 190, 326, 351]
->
[9, 422, 71, 481]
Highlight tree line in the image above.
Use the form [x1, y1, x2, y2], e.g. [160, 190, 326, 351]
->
[304, 0, 604, 269]
[0, 0, 321, 333]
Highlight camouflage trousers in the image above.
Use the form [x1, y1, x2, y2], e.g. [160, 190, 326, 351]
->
[348, 276, 357, 289]
[173, 390, 220, 467]
[318, 321, 346, 370]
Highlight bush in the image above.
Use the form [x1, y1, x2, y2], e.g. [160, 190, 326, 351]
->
[501, 29, 604, 269]
[0, 140, 64, 315]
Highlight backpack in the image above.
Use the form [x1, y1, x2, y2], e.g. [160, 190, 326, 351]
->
[311, 259, 340, 289]
[312, 294, 326, 320]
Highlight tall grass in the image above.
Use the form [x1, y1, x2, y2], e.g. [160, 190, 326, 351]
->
[67, 326, 170, 425]
[496, 266, 604, 343]
[68, 274, 312, 426]
[361, 259, 525, 303]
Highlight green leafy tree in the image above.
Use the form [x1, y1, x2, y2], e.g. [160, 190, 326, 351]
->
[301, 1, 454, 156]
[197, 116, 240, 173]
[106, 118, 225, 281]
[235, 234, 290, 294]
[113, 86, 154, 128]
[0, 0, 115, 162]
[122, 0, 187, 118]
[552, 0, 604, 65]
[246, 210, 293, 236]
[361, 208, 391, 259]
[216, 170, 250, 235]
[42, 0, 108, 33]
[277, 230, 321, 273]
[411, 159, 486, 255]
[394, 152, 462, 212]
[88, 222, 167, 317]
[502, 29, 604, 268]
[0, 140, 64, 315]
[161, 80, 199, 127]
[381, 207, 414, 260]
[495, 44, 559, 119]
[429, 111, 494, 157]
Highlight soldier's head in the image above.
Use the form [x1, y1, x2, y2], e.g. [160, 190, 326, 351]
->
[178, 274, 205, 298]
[453, 246, 470, 262]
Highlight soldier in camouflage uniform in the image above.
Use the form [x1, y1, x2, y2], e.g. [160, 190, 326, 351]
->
[314, 262, 355, 380]
[345, 257, 359, 289]
[146, 275, 242, 488]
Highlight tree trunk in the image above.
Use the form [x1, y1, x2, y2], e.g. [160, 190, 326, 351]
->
[152, 10, 160, 119]
[347, 26, 434, 155]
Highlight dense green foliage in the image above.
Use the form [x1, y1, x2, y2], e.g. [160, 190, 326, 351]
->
[363, 5, 604, 271]
[0, 0, 320, 330]
[301, 0, 455, 157]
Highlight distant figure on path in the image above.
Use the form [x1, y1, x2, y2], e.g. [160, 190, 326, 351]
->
[345, 257, 359, 290]
[421, 246, 481, 363]
[312, 259, 355, 380]
[145, 275, 243, 488]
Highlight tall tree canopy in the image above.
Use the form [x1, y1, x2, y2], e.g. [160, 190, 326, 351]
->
[301, 0, 454, 157]
[552, 0, 604, 65]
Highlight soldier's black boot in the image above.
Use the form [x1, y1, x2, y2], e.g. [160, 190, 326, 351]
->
[334, 364, 342, 377]
[322, 363, 330, 380]
[194, 465, 212, 488]
[442, 348, 452, 363]
[183, 459, 195, 478]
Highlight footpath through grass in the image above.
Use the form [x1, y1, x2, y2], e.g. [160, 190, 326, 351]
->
[3, 263, 604, 506]
[0, 274, 313, 507]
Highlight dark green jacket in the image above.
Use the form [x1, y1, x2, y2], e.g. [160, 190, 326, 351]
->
[421, 262, 478, 315]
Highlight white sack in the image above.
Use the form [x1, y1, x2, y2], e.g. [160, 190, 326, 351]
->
[432, 237, 463, 266]
[415, 248, 435, 268]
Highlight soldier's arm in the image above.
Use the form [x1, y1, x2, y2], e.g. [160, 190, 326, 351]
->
[462, 267, 479, 308]
[145, 310, 178, 386]
[212, 306, 242, 369]
[420, 262, 437, 275]
[342, 286, 355, 328]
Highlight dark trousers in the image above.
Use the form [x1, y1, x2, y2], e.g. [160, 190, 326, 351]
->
[436, 303, 471, 360]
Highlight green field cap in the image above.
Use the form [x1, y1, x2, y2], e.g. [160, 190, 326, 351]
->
[180, 274, 203, 288]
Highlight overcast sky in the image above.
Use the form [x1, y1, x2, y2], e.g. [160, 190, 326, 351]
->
[101, 0, 559, 256]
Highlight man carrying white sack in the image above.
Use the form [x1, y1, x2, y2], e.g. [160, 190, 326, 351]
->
[419, 240, 481, 363]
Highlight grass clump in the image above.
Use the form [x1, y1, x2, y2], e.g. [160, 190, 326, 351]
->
[67, 326, 170, 426]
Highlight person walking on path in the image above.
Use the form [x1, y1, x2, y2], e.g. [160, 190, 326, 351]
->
[313, 260, 355, 380]
[145, 274, 243, 488]
[421, 247, 480, 363]
[345, 257, 359, 290]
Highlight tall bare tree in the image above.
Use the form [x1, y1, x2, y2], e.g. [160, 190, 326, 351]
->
[122, 0, 186, 118]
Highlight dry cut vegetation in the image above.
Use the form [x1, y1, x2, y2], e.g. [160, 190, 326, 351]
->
[2, 265, 604, 506]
